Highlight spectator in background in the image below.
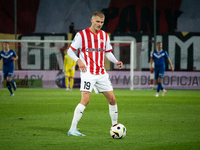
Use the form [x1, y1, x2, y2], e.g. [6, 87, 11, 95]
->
[63, 50, 76, 91]
[69, 22, 75, 33]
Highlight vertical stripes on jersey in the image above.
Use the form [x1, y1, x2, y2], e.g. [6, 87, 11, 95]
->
[79, 31, 88, 67]
[79, 28, 108, 75]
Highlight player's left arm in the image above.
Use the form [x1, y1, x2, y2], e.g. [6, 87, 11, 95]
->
[11, 51, 18, 61]
[105, 34, 123, 69]
[165, 51, 174, 72]
[167, 58, 174, 72]
[105, 52, 123, 69]
[12, 55, 18, 61]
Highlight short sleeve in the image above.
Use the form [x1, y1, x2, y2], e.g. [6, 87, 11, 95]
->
[165, 51, 169, 59]
[70, 32, 82, 51]
[12, 50, 17, 57]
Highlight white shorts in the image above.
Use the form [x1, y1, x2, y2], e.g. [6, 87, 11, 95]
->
[80, 72, 113, 93]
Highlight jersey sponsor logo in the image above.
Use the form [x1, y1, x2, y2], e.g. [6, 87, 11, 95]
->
[153, 53, 165, 59]
[85, 48, 105, 52]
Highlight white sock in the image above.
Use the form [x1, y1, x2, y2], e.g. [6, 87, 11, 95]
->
[109, 104, 118, 125]
[69, 103, 86, 131]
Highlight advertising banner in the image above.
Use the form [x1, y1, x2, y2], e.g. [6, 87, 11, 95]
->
[0, 71, 199, 90]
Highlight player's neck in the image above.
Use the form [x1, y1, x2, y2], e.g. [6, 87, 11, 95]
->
[89, 27, 99, 34]
[4, 49, 9, 52]
[157, 49, 162, 52]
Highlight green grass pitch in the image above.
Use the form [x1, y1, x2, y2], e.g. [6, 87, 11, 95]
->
[0, 88, 200, 150]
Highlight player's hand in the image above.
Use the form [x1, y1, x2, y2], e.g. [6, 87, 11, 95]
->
[150, 66, 152, 71]
[116, 61, 123, 69]
[11, 56, 18, 61]
[77, 59, 87, 72]
[171, 67, 174, 72]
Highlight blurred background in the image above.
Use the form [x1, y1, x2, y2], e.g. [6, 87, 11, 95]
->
[0, 0, 199, 89]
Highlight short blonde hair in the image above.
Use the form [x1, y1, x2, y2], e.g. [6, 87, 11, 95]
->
[92, 11, 105, 18]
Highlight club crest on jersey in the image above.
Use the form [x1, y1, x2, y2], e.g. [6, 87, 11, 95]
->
[100, 39, 104, 43]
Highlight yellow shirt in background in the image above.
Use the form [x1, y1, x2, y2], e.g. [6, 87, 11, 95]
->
[64, 54, 76, 77]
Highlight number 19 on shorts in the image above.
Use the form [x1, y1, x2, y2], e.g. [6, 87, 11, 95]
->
[84, 81, 91, 90]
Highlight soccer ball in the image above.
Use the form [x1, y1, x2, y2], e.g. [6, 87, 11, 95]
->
[110, 123, 127, 139]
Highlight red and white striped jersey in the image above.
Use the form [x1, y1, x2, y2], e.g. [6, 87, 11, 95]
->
[70, 27, 113, 75]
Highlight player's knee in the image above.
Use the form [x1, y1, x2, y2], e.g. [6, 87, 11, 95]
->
[155, 80, 158, 84]
[108, 96, 116, 105]
[6, 78, 11, 82]
[80, 92, 91, 106]
[80, 99, 89, 106]
[158, 78, 162, 83]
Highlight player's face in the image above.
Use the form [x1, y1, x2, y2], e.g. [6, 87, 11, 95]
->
[157, 43, 162, 51]
[91, 16, 104, 33]
[3, 43, 9, 51]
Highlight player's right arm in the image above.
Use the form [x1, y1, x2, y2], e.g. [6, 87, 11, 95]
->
[67, 32, 87, 72]
[67, 49, 87, 72]
[150, 58, 154, 71]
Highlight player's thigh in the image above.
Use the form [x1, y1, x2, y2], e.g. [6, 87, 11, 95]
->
[3, 67, 13, 80]
[2, 69, 7, 80]
[95, 73, 113, 93]
[158, 69, 165, 79]
[6, 76, 12, 82]
[66, 70, 75, 78]
[65, 71, 70, 77]
[8, 68, 14, 77]
[80, 72, 95, 92]
[69, 70, 75, 77]
[154, 68, 159, 80]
